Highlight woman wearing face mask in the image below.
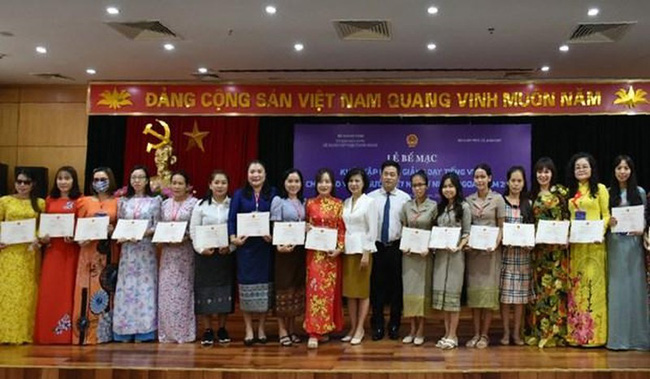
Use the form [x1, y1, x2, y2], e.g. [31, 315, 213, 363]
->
[157, 171, 198, 343]
[34, 166, 83, 344]
[0, 169, 45, 344]
[566, 152, 609, 347]
[270, 169, 307, 347]
[523, 157, 570, 348]
[399, 170, 435, 346]
[72, 167, 118, 345]
[606, 155, 649, 350]
[303, 168, 345, 349]
[464, 163, 505, 349]
[113, 165, 161, 343]
[189, 170, 235, 346]
[228, 160, 277, 346]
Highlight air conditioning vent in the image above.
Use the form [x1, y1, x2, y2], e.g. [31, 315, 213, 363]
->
[568, 22, 636, 43]
[333, 20, 392, 40]
[106, 20, 182, 41]
[30, 73, 75, 81]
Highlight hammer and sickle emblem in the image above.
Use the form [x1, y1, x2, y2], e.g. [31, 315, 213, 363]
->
[143, 119, 172, 152]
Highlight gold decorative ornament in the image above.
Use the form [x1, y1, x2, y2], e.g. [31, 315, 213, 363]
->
[142, 119, 177, 193]
[183, 121, 210, 152]
[613, 86, 649, 108]
[97, 88, 133, 109]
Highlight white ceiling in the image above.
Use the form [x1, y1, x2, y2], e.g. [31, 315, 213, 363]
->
[1, 0, 649, 84]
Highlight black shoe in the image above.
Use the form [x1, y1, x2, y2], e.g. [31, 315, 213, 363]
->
[217, 327, 231, 344]
[388, 325, 400, 340]
[372, 328, 385, 341]
[244, 337, 255, 347]
[201, 328, 215, 347]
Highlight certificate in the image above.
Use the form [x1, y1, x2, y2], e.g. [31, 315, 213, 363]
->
[502, 223, 536, 247]
[152, 221, 188, 243]
[468, 225, 500, 250]
[195, 224, 229, 250]
[429, 227, 462, 249]
[305, 227, 337, 251]
[272, 222, 306, 246]
[611, 205, 645, 234]
[535, 220, 570, 245]
[74, 217, 109, 241]
[569, 220, 604, 243]
[1, 218, 36, 245]
[112, 219, 149, 241]
[39, 213, 75, 238]
[399, 227, 431, 254]
[237, 212, 270, 237]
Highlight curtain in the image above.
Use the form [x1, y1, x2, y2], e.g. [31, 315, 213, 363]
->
[85, 116, 128, 194]
[123, 116, 259, 196]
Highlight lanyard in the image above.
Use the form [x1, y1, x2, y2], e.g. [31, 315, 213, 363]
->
[254, 192, 260, 211]
[170, 200, 182, 221]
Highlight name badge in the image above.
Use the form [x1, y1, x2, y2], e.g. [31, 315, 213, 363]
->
[574, 210, 586, 221]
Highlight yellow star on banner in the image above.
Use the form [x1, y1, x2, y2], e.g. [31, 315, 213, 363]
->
[183, 122, 209, 152]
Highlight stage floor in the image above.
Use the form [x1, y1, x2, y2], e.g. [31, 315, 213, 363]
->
[1, 338, 649, 379]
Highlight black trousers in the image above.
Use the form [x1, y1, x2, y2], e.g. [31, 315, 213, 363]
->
[370, 241, 403, 329]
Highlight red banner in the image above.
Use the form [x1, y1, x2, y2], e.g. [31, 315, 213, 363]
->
[88, 81, 650, 116]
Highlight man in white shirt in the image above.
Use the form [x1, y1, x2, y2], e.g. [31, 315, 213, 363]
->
[368, 160, 410, 340]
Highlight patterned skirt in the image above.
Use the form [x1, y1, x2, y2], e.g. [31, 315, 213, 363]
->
[499, 246, 533, 304]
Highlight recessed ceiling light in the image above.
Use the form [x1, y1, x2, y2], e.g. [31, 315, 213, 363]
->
[294, 43, 304, 52]
[265, 5, 277, 15]
[35, 46, 47, 54]
[198, 67, 208, 74]
[541, 66, 550, 72]
[427, 6, 439, 15]
[427, 43, 437, 50]
[163, 43, 175, 51]
[588, 8, 599, 16]
[106, 6, 120, 15]
[559, 44, 569, 52]
[86, 68, 96, 75]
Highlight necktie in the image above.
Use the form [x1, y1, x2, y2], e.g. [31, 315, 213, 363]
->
[381, 192, 390, 243]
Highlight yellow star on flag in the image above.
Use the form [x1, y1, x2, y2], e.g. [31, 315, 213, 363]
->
[183, 122, 209, 152]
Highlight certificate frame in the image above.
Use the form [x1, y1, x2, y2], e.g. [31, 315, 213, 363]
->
[152, 221, 188, 243]
[502, 222, 536, 247]
[305, 227, 337, 251]
[272, 221, 306, 246]
[38, 213, 75, 238]
[1, 218, 37, 245]
[74, 217, 110, 242]
[111, 219, 149, 241]
[237, 212, 270, 237]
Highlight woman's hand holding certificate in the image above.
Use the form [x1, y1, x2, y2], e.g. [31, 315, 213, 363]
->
[74, 217, 110, 242]
[535, 220, 569, 245]
[112, 219, 149, 241]
[611, 205, 644, 234]
[305, 227, 337, 251]
[468, 225, 500, 251]
[39, 213, 74, 238]
[1, 218, 36, 245]
[569, 220, 604, 243]
[237, 212, 270, 237]
[429, 227, 461, 250]
[399, 227, 431, 255]
[152, 221, 188, 243]
[273, 222, 305, 246]
[502, 223, 535, 247]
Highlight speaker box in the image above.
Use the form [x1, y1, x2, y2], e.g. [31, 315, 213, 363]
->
[0, 163, 7, 196]
[15, 166, 49, 199]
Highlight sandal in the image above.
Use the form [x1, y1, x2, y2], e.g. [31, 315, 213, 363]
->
[290, 333, 301, 344]
[441, 337, 458, 350]
[413, 336, 425, 346]
[279, 335, 292, 347]
[307, 337, 319, 349]
[466, 335, 480, 348]
[476, 335, 489, 349]
[500, 335, 510, 346]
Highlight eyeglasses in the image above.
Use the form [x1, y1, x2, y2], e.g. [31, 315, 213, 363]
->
[93, 178, 109, 183]
[16, 179, 32, 185]
[130, 176, 147, 181]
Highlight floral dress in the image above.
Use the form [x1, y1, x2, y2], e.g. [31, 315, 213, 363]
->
[303, 195, 345, 336]
[524, 186, 570, 348]
[0, 196, 45, 344]
[567, 183, 610, 347]
[158, 196, 198, 343]
[113, 196, 161, 339]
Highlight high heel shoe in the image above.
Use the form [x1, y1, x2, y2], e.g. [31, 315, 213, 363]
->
[350, 331, 365, 345]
